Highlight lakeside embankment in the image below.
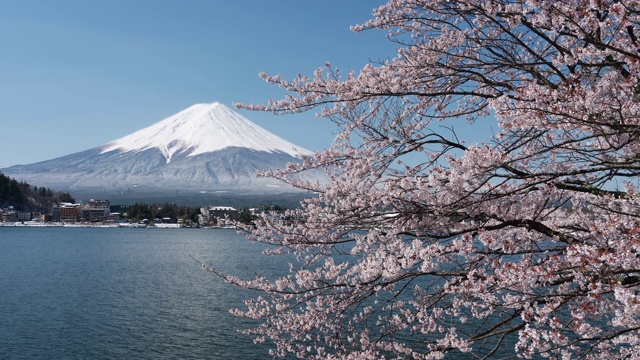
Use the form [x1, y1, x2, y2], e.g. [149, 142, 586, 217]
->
[0, 221, 185, 228]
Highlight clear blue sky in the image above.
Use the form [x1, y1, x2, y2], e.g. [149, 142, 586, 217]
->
[0, 0, 392, 167]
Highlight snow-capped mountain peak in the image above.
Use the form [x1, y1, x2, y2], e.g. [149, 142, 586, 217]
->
[100, 102, 311, 163]
[0, 101, 325, 199]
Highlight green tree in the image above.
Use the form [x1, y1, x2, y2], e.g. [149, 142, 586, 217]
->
[237, 207, 255, 224]
[127, 203, 152, 222]
[58, 192, 75, 203]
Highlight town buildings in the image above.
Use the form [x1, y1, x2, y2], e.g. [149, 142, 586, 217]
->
[2, 199, 284, 227]
[50, 199, 113, 222]
[200, 206, 239, 225]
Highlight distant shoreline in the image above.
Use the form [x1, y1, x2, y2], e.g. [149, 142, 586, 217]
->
[0, 221, 232, 229]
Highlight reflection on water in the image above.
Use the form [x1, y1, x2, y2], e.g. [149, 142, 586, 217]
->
[0, 227, 285, 360]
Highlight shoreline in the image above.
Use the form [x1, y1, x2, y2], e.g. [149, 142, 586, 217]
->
[0, 221, 233, 229]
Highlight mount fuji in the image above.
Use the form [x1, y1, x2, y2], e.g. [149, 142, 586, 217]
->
[1, 102, 319, 203]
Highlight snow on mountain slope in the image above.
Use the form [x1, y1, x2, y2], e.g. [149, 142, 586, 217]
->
[100, 102, 312, 163]
[0, 102, 323, 200]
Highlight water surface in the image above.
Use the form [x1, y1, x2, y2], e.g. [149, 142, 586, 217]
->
[0, 227, 280, 359]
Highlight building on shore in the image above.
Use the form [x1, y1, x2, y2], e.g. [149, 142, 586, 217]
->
[82, 199, 112, 222]
[200, 206, 238, 225]
[50, 200, 114, 223]
[53, 203, 82, 222]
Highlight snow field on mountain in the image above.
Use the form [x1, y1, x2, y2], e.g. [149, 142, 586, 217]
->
[100, 102, 312, 163]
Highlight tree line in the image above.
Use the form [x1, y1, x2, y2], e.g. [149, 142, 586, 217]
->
[125, 202, 200, 224]
[0, 172, 75, 212]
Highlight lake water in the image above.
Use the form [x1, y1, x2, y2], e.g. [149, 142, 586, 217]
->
[0, 227, 286, 360]
[1, 227, 535, 359]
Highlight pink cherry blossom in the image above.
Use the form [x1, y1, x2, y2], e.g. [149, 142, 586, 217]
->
[225, 1, 640, 358]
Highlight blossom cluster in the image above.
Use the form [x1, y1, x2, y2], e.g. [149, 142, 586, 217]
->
[227, 1, 640, 358]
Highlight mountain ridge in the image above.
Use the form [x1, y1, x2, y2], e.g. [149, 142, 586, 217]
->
[1, 102, 320, 201]
[99, 102, 312, 163]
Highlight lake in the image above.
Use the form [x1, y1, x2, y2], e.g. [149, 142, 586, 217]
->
[0, 227, 285, 360]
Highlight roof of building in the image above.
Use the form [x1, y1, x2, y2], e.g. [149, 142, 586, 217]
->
[209, 206, 237, 211]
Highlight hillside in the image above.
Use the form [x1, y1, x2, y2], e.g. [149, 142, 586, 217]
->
[0, 102, 323, 202]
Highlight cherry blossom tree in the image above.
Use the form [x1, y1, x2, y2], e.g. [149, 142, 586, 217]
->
[221, 1, 640, 358]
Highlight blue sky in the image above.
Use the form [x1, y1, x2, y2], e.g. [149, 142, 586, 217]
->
[0, 0, 393, 167]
